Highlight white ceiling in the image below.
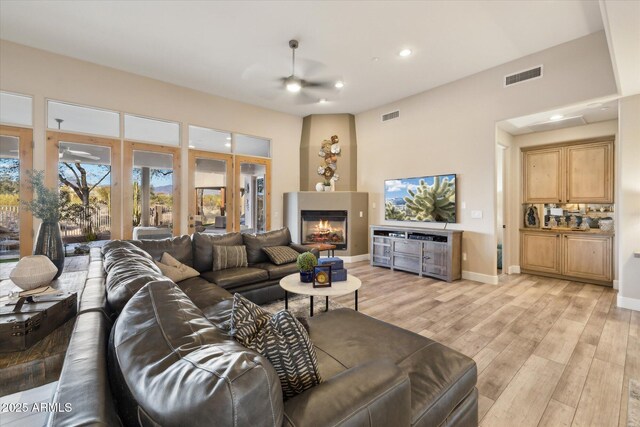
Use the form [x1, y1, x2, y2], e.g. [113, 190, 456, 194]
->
[0, 1, 605, 116]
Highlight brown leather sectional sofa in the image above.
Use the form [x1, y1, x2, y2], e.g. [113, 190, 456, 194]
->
[46, 229, 478, 426]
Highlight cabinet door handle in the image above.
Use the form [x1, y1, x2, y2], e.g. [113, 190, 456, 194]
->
[556, 234, 560, 237]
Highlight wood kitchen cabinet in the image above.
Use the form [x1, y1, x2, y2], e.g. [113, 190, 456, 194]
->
[520, 230, 612, 285]
[523, 147, 563, 203]
[565, 141, 613, 203]
[522, 138, 614, 204]
[520, 231, 562, 274]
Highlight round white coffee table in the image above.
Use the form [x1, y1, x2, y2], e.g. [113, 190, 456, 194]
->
[279, 273, 362, 317]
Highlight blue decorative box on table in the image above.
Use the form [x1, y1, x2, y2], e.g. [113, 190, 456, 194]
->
[318, 257, 347, 281]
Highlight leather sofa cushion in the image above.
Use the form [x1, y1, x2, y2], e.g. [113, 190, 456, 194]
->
[201, 267, 269, 290]
[192, 232, 243, 273]
[252, 262, 299, 280]
[243, 228, 292, 265]
[307, 309, 477, 427]
[102, 241, 154, 273]
[108, 280, 284, 427]
[174, 277, 233, 331]
[130, 235, 193, 267]
[104, 244, 167, 313]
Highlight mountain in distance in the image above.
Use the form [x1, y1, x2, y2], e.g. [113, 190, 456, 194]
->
[152, 185, 173, 194]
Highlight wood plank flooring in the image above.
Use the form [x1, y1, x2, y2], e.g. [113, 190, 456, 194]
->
[334, 262, 636, 427]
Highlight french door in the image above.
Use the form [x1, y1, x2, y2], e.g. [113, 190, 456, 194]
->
[46, 131, 122, 241]
[123, 141, 181, 239]
[0, 125, 33, 258]
[188, 150, 233, 233]
[234, 155, 271, 233]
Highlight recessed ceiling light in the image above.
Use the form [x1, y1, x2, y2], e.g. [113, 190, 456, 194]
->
[226, 137, 231, 140]
[225, 142, 231, 147]
[587, 102, 603, 109]
[399, 49, 412, 57]
[188, 145, 195, 149]
[600, 106, 610, 111]
[334, 81, 344, 89]
[319, 98, 327, 104]
[549, 114, 564, 121]
[371, 57, 380, 62]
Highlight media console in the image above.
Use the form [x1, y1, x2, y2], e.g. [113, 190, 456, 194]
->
[370, 225, 462, 282]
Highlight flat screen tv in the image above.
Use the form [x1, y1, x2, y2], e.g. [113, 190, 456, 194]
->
[384, 174, 456, 223]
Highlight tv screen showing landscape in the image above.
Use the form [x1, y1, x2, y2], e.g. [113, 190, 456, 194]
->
[384, 174, 456, 223]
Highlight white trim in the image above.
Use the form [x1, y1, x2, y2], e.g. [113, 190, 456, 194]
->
[508, 265, 521, 274]
[617, 295, 640, 312]
[462, 270, 499, 285]
[613, 279, 619, 290]
[341, 254, 370, 263]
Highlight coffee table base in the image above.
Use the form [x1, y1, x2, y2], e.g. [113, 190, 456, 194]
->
[284, 290, 358, 317]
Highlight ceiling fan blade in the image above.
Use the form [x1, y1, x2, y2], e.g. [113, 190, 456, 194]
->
[303, 80, 336, 90]
[67, 149, 92, 156]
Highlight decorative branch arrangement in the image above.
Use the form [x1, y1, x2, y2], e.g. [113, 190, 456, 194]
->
[316, 134, 341, 191]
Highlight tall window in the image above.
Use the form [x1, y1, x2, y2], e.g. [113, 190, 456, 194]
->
[132, 151, 174, 230]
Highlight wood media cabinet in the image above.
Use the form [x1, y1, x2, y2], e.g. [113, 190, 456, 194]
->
[370, 225, 462, 282]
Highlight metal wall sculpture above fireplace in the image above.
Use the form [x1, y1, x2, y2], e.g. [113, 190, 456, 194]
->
[301, 210, 348, 249]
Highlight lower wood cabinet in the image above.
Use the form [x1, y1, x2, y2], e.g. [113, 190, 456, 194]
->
[520, 230, 612, 285]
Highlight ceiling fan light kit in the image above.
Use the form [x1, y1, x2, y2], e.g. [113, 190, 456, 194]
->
[280, 39, 340, 101]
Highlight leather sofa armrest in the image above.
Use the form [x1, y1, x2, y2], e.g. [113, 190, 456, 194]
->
[283, 360, 411, 427]
[289, 243, 320, 258]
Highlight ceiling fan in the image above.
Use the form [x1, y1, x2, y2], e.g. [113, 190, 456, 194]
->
[59, 147, 100, 161]
[280, 39, 340, 95]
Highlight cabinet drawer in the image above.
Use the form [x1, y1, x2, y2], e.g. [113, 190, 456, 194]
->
[423, 262, 447, 277]
[393, 240, 421, 256]
[372, 243, 391, 257]
[372, 256, 391, 267]
[393, 254, 420, 272]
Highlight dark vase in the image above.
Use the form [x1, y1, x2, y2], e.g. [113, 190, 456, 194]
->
[34, 221, 65, 279]
[300, 270, 314, 283]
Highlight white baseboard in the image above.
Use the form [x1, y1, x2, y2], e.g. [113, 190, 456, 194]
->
[462, 270, 499, 285]
[617, 294, 640, 312]
[341, 254, 370, 263]
[613, 280, 619, 290]
[507, 265, 521, 274]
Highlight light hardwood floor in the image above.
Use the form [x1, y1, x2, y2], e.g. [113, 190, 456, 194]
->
[333, 262, 638, 427]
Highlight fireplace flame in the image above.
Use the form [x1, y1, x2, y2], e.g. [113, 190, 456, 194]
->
[315, 219, 334, 234]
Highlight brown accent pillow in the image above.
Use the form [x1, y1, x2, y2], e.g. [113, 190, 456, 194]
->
[154, 252, 199, 283]
[212, 245, 248, 271]
[262, 245, 300, 265]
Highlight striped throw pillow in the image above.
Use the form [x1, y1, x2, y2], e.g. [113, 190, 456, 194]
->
[212, 245, 248, 271]
[262, 245, 300, 265]
[230, 294, 322, 399]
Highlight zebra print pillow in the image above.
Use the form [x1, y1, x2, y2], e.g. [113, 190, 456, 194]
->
[230, 294, 322, 399]
[230, 293, 272, 347]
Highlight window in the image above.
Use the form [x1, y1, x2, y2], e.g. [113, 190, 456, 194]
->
[124, 114, 179, 146]
[132, 150, 175, 230]
[48, 100, 120, 137]
[0, 92, 32, 126]
[188, 125, 231, 153]
[235, 134, 271, 157]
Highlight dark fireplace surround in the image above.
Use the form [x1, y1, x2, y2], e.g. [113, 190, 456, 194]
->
[300, 210, 348, 250]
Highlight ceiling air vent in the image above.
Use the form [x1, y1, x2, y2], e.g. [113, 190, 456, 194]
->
[504, 65, 543, 87]
[382, 110, 400, 122]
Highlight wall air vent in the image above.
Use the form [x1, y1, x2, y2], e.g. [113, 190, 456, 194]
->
[504, 65, 543, 87]
[381, 110, 400, 122]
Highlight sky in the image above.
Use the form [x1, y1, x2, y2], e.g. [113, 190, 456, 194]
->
[384, 174, 456, 202]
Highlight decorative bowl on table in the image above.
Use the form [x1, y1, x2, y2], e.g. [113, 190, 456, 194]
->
[9, 255, 58, 290]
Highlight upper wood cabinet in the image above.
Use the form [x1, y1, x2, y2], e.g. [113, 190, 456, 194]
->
[565, 142, 613, 203]
[522, 138, 614, 204]
[523, 147, 563, 203]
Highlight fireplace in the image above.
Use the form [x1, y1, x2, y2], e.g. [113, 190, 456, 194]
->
[301, 210, 348, 250]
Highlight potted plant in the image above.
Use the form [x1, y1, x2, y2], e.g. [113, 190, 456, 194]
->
[296, 251, 318, 283]
[22, 170, 65, 278]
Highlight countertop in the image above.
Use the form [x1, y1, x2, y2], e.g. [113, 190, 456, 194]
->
[519, 227, 614, 236]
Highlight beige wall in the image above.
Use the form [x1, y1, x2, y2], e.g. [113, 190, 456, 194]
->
[0, 40, 302, 236]
[300, 114, 357, 191]
[355, 31, 617, 281]
[509, 120, 619, 277]
[617, 95, 640, 307]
